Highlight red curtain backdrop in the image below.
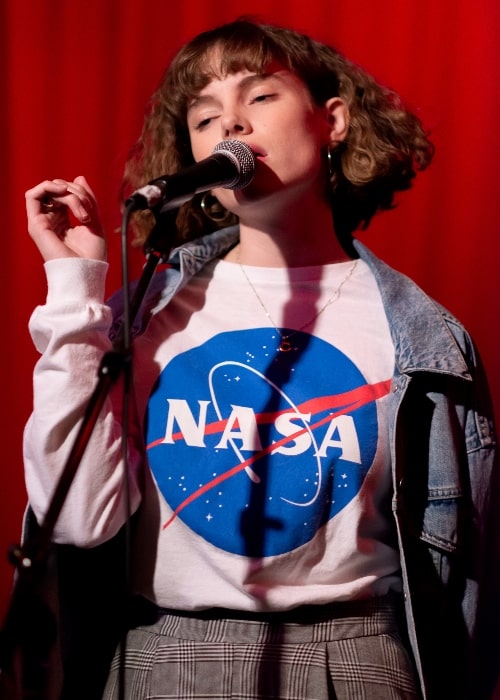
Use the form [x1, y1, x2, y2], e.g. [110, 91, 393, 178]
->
[1, 0, 499, 619]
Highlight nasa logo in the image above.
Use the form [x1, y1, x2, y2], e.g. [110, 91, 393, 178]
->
[146, 328, 389, 557]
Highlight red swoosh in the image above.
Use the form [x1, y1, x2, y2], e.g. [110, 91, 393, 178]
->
[161, 379, 391, 529]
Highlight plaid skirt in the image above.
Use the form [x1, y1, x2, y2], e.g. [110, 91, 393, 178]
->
[101, 594, 421, 699]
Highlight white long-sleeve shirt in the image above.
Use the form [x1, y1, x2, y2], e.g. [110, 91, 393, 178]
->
[24, 248, 401, 611]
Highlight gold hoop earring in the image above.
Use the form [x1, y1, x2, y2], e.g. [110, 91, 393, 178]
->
[199, 193, 234, 225]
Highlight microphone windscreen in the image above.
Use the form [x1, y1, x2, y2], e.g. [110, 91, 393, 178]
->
[212, 140, 256, 189]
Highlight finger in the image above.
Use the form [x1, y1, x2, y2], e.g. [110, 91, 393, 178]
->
[26, 179, 93, 225]
[52, 179, 94, 223]
[58, 177, 103, 227]
[71, 176, 103, 226]
[73, 175, 96, 199]
[25, 180, 69, 218]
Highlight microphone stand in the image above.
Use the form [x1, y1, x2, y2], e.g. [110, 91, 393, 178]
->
[0, 205, 178, 700]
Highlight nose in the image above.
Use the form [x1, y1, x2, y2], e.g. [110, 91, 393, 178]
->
[220, 110, 251, 138]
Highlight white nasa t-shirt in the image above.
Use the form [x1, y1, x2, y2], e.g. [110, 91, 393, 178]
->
[131, 256, 399, 611]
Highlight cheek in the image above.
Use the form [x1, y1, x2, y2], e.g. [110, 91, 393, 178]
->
[279, 130, 323, 177]
[189, 142, 205, 162]
[188, 131, 214, 162]
[280, 113, 325, 160]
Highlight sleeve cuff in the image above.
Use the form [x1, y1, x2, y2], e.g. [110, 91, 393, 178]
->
[44, 258, 109, 304]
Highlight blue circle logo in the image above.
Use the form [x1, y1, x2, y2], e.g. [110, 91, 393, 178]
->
[145, 328, 388, 557]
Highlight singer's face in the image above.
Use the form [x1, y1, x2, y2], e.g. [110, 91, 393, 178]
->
[186, 66, 334, 214]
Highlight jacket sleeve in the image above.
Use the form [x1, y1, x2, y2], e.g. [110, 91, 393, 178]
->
[23, 258, 144, 547]
[444, 316, 499, 698]
[463, 333, 500, 699]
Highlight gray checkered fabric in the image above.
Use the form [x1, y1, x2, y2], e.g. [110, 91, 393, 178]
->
[102, 595, 420, 699]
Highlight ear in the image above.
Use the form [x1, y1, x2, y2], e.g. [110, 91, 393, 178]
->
[324, 97, 349, 145]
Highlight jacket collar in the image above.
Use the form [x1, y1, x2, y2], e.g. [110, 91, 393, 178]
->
[353, 240, 470, 379]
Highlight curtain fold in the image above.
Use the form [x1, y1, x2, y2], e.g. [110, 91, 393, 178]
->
[1, 0, 498, 620]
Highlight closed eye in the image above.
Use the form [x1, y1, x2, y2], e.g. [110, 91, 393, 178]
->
[251, 93, 277, 104]
[194, 115, 217, 130]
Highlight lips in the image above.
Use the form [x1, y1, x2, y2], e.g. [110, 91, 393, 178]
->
[245, 143, 266, 158]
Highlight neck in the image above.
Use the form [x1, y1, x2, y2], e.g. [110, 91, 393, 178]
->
[225, 201, 351, 267]
[226, 191, 350, 267]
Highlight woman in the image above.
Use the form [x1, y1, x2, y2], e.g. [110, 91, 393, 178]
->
[24, 19, 498, 700]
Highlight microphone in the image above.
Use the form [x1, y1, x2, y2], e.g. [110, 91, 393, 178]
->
[126, 140, 256, 212]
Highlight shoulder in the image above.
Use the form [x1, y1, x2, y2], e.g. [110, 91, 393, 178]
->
[353, 240, 476, 378]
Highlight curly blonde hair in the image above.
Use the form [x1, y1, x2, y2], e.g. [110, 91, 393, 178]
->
[123, 18, 434, 246]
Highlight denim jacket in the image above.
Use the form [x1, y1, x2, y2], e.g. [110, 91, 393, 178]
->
[109, 225, 498, 699]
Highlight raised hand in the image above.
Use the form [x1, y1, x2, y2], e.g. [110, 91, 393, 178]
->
[25, 175, 106, 262]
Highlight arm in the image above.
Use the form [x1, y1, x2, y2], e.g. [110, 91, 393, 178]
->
[23, 178, 143, 547]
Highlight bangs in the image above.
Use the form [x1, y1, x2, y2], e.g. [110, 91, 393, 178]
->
[157, 18, 341, 163]
[167, 22, 297, 113]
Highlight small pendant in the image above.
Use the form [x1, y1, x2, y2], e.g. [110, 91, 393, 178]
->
[279, 338, 292, 352]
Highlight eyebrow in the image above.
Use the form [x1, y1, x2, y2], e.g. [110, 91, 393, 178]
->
[188, 73, 279, 111]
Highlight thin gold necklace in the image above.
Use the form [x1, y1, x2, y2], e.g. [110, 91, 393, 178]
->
[237, 255, 359, 352]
